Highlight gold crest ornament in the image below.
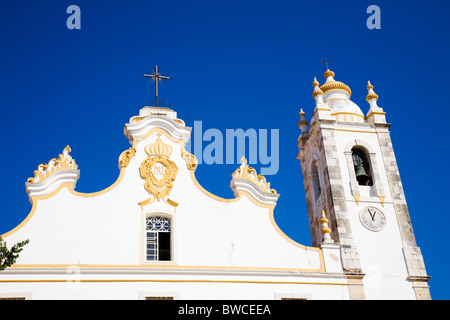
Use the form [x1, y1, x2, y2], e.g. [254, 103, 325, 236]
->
[140, 133, 178, 201]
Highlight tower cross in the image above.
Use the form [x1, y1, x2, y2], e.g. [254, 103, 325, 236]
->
[142, 65, 171, 107]
[320, 56, 333, 70]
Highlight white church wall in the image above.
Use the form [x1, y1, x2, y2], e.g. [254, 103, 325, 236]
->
[1, 118, 348, 299]
[0, 276, 351, 300]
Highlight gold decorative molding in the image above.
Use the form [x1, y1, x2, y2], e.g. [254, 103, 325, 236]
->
[353, 194, 360, 206]
[145, 133, 173, 157]
[312, 107, 332, 119]
[232, 157, 277, 195]
[166, 198, 179, 207]
[131, 112, 173, 123]
[334, 128, 377, 134]
[140, 134, 178, 201]
[319, 69, 352, 97]
[312, 87, 324, 98]
[366, 92, 379, 102]
[27, 146, 78, 184]
[131, 116, 147, 123]
[365, 110, 386, 119]
[181, 151, 198, 170]
[378, 196, 385, 207]
[320, 81, 352, 97]
[119, 147, 136, 168]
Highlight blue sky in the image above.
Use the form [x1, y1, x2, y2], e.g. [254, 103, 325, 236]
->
[1, 1, 449, 299]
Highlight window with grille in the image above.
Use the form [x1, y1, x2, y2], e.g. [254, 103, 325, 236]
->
[146, 216, 171, 261]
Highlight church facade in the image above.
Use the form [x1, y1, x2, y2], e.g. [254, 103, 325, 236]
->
[0, 69, 430, 300]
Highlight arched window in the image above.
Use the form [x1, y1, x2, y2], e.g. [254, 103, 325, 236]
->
[146, 216, 171, 261]
[311, 161, 321, 200]
[351, 147, 373, 186]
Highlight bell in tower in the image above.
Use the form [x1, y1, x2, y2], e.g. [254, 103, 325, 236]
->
[351, 148, 373, 186]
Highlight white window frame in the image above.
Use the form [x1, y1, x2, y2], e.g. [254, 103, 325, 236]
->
[146, 216, 171, 261]
[141, 211, 176, 265]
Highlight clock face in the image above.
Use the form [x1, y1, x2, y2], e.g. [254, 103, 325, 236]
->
[359, 207, 386, 232]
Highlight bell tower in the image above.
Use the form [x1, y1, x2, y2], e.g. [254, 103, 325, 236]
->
[297, 69, 431, 300]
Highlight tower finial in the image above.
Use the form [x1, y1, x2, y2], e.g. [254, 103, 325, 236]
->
[365, 80, 386, 124]
[366, 80, 379, 102]
[320, 210, 334, 244]
[313, 77, 319, 88]
[324, 69, 335, 80]
[298, 108, 309, 132]
[312, 77, 324, 99]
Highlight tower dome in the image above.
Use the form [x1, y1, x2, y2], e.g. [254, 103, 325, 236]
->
[319, 69, 365, 123]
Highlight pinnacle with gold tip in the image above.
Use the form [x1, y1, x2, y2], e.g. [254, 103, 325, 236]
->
[366, 80, 379, 102]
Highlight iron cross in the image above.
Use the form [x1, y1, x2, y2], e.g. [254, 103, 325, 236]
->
[142, 65, 171, 107]
[320, 56, 333, 70]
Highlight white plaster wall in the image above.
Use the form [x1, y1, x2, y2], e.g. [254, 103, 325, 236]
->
[5, 133, 323, 270]
[0, 278, 350, 300]
[1, 129, 343, 300]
